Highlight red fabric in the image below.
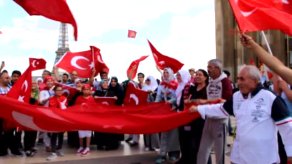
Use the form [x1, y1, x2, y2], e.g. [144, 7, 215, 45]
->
[49, 96, 67, 109]
[94, 97, 116, 105]
[29, 58, 46, 70]
[267, 70, 273, 79]
[127, 55, 148, 80]
[14, 0, 78, 40]
[147, 40, 184, 73]
[90, 46, 109, 74]
[228, 0, 292, 35]
[128, 30, 137, 38]
[75, 95, 95, 105]
[160, 80, 178, 90]
[55, 46, 109, 78]
[7, 58, 46, 103]
[55, 82, 79, 101]
[123, 82, 149, 105]
[0, 96, 199, 133]
[249, 58, 255, 65]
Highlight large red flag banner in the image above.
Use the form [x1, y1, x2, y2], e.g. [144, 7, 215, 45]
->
[14, 0, 78, 40]
[148, 40, 184, 73]
[0, 96, 199, 134]
[228, 0, 292, 35]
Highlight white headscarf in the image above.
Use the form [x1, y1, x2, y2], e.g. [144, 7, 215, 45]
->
[162, 67, 175, 82]
[175, 69, 191, 105]
[142, 76, 158, 92]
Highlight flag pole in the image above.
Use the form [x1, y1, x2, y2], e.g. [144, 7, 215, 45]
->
[260, 31, 273, 81]
[260, 31, 273, 55]
[91, 46, 96, 73]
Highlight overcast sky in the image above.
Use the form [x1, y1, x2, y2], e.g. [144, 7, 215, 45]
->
[0, 0, 216, 81]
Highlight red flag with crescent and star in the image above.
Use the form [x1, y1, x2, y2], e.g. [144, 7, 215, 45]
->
[127, 55, 148, 80]
[228, 0, 292, 35]
[94, 97, 117, 105]
[14, 0, 78, 40]
[7, 58, 46, 103]
[147, 40, 184, 73]
[55, 46, 109, 78]
[123, 81, 149, 106]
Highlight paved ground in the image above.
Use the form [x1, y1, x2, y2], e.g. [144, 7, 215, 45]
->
[0, 135, 233, 164]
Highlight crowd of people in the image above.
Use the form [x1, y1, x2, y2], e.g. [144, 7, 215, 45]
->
[0, 33, 291, 164]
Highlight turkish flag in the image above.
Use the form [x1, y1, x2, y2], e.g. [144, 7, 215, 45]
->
[128, 30, 137, 38]
[94, 97, 117, 105]
[147, 40, 184, 73]
[55, 82, 79, 99]
[228, 0, 292, 35]
[14, 0, 78, 40]
[7, 58, 46, 103]
[123, 81, 149, 106]
[0, 95, 200, 133]
[127, 55, 148, 80]
[91, 46, 109, 74]
[29, 58, 46, 70]
[55, 46, 109, 78]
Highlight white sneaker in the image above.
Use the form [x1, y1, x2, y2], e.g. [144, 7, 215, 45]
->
[81, 147, 90, 156]
[46, 153, 57, 161]
[76, 147, 84, 154]
[56, 150, 64, 157]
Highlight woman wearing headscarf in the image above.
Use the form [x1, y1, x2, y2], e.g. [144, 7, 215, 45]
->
[177, 69, 209, 164]
[155, 67, 180, 164]
[93, 77, 124, 150]
[108, 77, 124, 105]
[142, 76, 160, 151]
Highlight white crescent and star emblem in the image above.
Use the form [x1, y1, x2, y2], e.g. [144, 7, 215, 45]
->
[12, 111, 48, 132]
[71, 56, 90, 70]
[97, 56, 104, 64]
[31, 60, 39, 68]
[282, 0, 289, 4]
[158, 61, 165, 65]
[21, 80, 28, 92]
[18, 96, 25, 102]
[235, 0, 257, 17]
[101, 101, 109, 105]
[130, 94, 139, 105]
[37, 108, 71, 123]
[89, 62, 94, 69]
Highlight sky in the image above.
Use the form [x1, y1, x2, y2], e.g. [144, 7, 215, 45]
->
[0, 0, 216, 81]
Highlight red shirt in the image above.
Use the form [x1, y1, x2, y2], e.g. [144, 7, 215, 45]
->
[75, 95, 95, 105]
[49, 96, 67, 109]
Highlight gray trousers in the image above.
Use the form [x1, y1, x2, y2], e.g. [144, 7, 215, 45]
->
[197, 118, 227, 164]
[159, 128, 180, 156]
[144, 133, 160, 149]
